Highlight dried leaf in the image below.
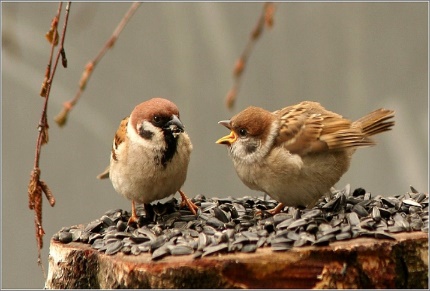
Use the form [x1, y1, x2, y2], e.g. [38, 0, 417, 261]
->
[33, 179, 44, 249]
[40, 123, 49, 145]
[45, 17, 59, 45]
[40, 77, 48, 97]
[45, 27, 59, 46]
[28, 168, 41, 209]
[40, 67, 51, 97]
[40, 180, 56, 207]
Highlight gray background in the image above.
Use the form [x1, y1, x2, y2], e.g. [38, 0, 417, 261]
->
[2, 2, 428, 288]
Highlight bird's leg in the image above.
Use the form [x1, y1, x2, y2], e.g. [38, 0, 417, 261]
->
[144, 203, 154, 221]
[255, 202, 285, 216]
[178, 189, 198, 215]
[127, 200, 139, 225]
[268, 202, 285, 215]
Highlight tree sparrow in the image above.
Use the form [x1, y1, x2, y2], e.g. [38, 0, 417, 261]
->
[216, 101, 395, 213]
[98, 98, 196, 225]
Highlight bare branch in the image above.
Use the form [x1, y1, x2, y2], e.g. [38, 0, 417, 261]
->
[225, 3, 276, 109]
[28, 1, 71, 278]
[55, 2, 141, 127]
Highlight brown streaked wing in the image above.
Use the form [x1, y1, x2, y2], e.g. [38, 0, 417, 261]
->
[112, 116, 129, 162]
[274, 104, 327, 155]
[273, 101, 373, 155]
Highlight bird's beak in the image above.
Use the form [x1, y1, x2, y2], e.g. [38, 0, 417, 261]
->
[218, 120, 232, 130]
[165, 115, 184, 135]
[216, 120, 237, 145]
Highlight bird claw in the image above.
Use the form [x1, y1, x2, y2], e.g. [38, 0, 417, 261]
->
[178, 190, 198, 215]
[127, 200, 139, 226]
[268, 203, 285, 215]
[127, 214, 139, 226]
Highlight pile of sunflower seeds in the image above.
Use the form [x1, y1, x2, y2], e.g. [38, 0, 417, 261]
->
[53, 185, 428, 260]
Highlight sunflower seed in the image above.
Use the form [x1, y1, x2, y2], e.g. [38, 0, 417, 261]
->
[203, 225, 216, 235]
[88, 233, 103, 244]
[53, 186, 428, 260]
[206, 217, 225, 228]
[241, 243, 257, 253]
[84, 219, 104, 233]
[70, 229, 82, 242]
[91, 238, 105, 250]
[256, 237, 267, 248]
[371, 207, 382, 222]
[373, 231, 396, 240]
[213, 207, 230, 223]
[347, 212, 360, 226]
[197, 233, 208, 251]
[202, 243, 228, 257]
[402, 199, 422, 208]
[152, 246, 170, 260]
[287, 218, 308, 230]
[301, 209, 323, 220]
[352, 204, 369, 217]
[271, 242, 292, 251]
[168, 244, 194, 256]
[59, 231, 73, 243]
[105, 240, 123, 255]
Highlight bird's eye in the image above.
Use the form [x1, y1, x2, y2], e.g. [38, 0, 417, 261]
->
[153, 115, 161, 124]
[238, 128, 247, 137]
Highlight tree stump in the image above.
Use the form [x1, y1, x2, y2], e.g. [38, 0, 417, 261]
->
[45, 231, 428, 289]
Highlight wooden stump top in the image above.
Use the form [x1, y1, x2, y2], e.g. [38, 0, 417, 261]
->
[45, 231, 428, 289]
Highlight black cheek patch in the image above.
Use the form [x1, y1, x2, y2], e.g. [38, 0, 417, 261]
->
[139, 126, 154, 140]
[245, 140, 258, 154]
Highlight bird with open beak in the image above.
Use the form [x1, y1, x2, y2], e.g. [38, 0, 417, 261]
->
[216, 101, 394, 214]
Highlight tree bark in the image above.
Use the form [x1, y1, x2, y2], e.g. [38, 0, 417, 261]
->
[45, 231, 428, 289]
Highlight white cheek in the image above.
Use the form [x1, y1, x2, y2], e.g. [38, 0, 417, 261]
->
[230, 120, 280, 164]
[129, 120, 165, 150]
[230, 139, 264, 164]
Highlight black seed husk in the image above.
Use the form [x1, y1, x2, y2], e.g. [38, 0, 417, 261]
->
[53, 185, 428, 260]
[59, 231, 73, 243]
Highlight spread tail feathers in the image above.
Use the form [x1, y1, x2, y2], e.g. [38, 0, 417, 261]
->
[354, 108, 395, 136]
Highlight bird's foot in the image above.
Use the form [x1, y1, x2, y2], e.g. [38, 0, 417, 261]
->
[178, 190, 199, 215]
[127, 200, 139, 226]
[267, 202, 285, 215]
[127, 214, 139, 226]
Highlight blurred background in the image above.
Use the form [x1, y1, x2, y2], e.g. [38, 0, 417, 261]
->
[2, 2, 428, 288]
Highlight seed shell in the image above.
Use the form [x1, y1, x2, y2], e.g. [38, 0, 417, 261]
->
[52, 185, 427, 261]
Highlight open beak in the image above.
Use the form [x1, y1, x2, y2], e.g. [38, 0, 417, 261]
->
[216, 120, 237, 145]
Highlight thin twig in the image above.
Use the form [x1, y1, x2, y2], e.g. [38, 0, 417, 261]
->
[55, 2, 141, 127]
[28, 1, 71, 279]
[225, 2, 276, 109]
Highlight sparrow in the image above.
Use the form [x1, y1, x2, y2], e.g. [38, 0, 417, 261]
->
[216, 101, 395, 213]
[97, 97, 197, 225]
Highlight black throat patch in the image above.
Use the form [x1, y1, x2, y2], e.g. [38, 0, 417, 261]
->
[161, 130, 178, 167]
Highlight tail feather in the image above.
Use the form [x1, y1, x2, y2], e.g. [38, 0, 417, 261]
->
[353, 108, 395, 136]
[97, 166, 110, 179]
